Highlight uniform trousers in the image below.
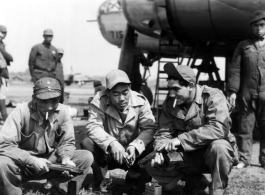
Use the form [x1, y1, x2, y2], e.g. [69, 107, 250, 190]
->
[237, 92, 265, 165]
[146, 140, 235, 195]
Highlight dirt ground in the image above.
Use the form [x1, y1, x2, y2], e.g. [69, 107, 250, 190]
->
[2, 82, 265, 195]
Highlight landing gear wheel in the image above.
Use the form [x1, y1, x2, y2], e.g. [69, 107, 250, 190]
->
[140, 84, 153, 105]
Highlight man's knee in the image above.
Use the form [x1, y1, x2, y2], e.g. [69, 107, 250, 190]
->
[205, 140, 234, 162]
[0, 156, 21, 177]
[73, 150, 94, 169]
[0, 156, 14, 170]
[80, 137, 94, 151]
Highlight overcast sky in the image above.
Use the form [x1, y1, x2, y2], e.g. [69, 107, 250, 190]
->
[0, 0, 121, 76]
[0, 0, 225, 81]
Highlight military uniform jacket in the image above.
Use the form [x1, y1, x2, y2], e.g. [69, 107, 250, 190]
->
[28, 42, 58, 81]
[155, 85, 236, 152]
[0, 100, 75, 166]
[86, 89, 157, 155]
[228, 38, 265, 100]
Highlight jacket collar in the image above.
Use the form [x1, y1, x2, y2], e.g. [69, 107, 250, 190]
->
[29, 99, 60, 126]
[184, 85, 203, 121]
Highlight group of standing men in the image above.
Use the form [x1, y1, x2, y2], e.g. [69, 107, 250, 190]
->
[1, 10, 265, 195]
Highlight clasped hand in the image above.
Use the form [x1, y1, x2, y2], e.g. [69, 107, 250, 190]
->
[151, 137, 180, 167]
[109, 141, 136, 165]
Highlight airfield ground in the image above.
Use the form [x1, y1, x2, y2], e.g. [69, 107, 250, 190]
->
[1, 82, 265, 195]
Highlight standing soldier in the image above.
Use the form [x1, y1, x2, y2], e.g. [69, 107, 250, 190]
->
[55, 48, 65, 103]
[227, 10, 265, 169]
[0, 25, 13, 122]
[29, 29, 58, 83]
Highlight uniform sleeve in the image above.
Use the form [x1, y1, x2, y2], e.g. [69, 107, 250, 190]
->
[129, 100, 157, 155]
[56, 106, 76, 160]
[0, 46, 13, 64]
[28, 46, 38, 81]
[155, 99, 176, 139]
[227, 42, 242, 93]
[0, 106, 36, 166]
[86, 104, 117, 152]
[178, 91, 231, 152]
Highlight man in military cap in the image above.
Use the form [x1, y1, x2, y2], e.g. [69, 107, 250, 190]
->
[146, 63, 238, 195]
[55, 48, 65, 103]
[0, 77, 94, 195]
[227, 10, 265, 169]
[0, 25, 13, 122]
[81, 69, 157, 192]
[29, 29, 58, 83]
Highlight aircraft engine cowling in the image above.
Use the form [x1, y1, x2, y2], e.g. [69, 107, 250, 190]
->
[121, 0, 175, 39]
[121, 0, 265, 44]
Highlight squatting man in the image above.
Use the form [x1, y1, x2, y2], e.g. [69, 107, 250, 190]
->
[0, 77, 93, 195]
[146, 63, 239, 195]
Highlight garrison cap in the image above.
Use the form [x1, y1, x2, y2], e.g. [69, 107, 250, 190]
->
[34, 78, 61, 100]
[57, 48, 64, 54]
[43, 29, 53, 36]
[106, 69, 131, 89]
[251, 10, 265, 24]
[0, 25, 7, 33]
[164, 63, 196, 83]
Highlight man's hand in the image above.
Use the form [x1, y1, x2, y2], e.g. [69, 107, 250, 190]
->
[164, 137, 181, 152]
[125, 146, 136, 165]
[31, 158, 51, 174]
[61, 157, 76, 178]
[110, 141, 125, 165]
[227, 92, 237, 107]
[151, 152, 164, 167]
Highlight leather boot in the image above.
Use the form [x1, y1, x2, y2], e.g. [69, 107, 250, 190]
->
[184, 174, 209, 195]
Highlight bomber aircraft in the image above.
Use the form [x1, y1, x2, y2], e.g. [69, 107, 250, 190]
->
[96, 0, 262, 111]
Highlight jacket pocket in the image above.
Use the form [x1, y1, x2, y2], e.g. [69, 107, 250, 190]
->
[20, 131, 37, 150]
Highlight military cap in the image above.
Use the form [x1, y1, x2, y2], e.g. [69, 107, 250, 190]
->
[57, 48, 64, 54]
[251, 10, 265, 24]
[43, 29, 53, 36]
[0, 25, 7, 33]
[164, 63, 196, 83]
[34, 78, 61, 99]
[106, 69, 131, 89]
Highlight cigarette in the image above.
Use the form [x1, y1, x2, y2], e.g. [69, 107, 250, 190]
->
[173, 99, 177, 108]
[46, 112, 48, 120]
